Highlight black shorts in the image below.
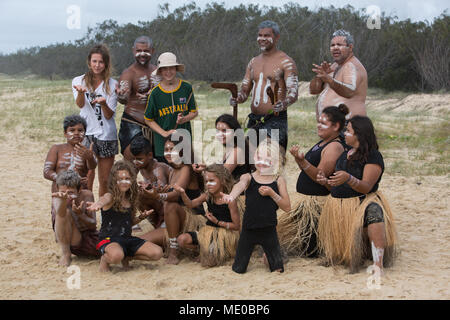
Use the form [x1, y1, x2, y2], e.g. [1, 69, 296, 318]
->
[118, 114, 144, 155]
[97, 236, 146, 257]
[363, 202, 385, 227]
[186, 231, 199, 246]
[84, 135, 118, 158]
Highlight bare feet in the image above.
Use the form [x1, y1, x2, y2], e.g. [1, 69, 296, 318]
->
[166, 248, 180, 265]
[122, 257, 133, 270]
[99, 256, 110, 272]
[59, 253, 72, 267]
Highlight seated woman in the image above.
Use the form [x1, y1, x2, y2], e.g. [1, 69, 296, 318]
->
[277, 104, 348, 257]
[141, 135, 205, 264]
[317, 116, 398, 273]
[215, 114, 252, 181]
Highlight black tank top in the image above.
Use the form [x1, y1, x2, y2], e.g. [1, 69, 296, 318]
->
[243, 175, 279, 230]
[99, 207, 133, 239]
[296, 139, 342, 196]
[206, 198, 232, 227]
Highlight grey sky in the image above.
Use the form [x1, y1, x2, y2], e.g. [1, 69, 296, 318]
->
[1, 0, 448, 54]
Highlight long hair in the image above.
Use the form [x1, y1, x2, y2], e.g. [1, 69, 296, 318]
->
[204, 164, 235, 200]
[215, 113, 251, 171]
[348, 116, 379, 165]
[84, 44, 113, 95]
[107, 160, 139, 216]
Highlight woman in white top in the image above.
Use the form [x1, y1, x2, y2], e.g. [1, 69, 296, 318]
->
[72, 44, 118, 197]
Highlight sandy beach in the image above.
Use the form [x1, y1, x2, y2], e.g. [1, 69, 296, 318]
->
[0, 136, 449, 300]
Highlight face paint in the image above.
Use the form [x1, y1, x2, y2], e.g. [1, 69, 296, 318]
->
[135, 52, 151, 58]
[255, 159, 271, 167]
[69, 194, 78, 199]
[318, 123, 330, 129]
[344, 131, 353, 137]
[117, 179, 132, 185]
[206, 181, 217, 186]
[164, 151, 179, 157]
[133, 159, 144, 166]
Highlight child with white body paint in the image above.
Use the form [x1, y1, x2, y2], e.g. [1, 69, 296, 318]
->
[44, 114, 97, 193]
[52, 170, 100, 266]
[151, 136, 205, 265]
[86, 160, 163, 272]
[221, 139, 291, 274]
[174, 164, 240, 267]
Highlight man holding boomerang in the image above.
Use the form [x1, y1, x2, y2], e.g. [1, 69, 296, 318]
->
[229, 20, 299, 151]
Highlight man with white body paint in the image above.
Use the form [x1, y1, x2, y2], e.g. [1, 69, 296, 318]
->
[117, 36, 158, 161]
[230, 20, 299, 151]
[310, 29, 368, 121]
[52, 170, 100, 266]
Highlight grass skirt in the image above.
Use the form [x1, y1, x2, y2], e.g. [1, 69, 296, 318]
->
[277, 194, 327, 257]
[197, 225, 240, 267]
[318, 191, 398, 273]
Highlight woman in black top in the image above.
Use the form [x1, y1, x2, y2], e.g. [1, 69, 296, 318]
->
[87, 160, 163, 272]
[215, 114, 252, 181]
[174, 164, 240, 267]
[317, 116, 398, 273]
[277, 104, 348, 257]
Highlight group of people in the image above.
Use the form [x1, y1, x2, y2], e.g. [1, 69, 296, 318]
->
[44, 20, 397, 275]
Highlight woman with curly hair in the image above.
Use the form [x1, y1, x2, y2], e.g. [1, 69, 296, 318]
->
[317, 116, 398, 273]
[87, 160, 163, 272]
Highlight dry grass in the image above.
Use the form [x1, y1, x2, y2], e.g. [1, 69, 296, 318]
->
[0, 73, 448, 176]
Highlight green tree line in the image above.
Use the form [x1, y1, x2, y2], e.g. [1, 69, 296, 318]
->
[0, 2, 448, 91]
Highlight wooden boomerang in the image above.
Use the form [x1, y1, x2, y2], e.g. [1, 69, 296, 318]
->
[266, 84, 280, 116]
[211, 82, 238, 120]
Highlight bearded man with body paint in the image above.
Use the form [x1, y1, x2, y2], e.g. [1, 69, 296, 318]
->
[117, 36, 159, 161]
[230, 20, 299, 151]
[310, 29, 368, 121]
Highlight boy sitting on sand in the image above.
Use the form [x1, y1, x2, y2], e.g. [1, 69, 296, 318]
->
[52, 170, 100, 266]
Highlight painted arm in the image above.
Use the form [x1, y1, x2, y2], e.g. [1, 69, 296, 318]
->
[117, 70, 133, 105]
[44, 145, 58, 182]
[220, 173, 251, 203]
[274, 58, 299, 112]
[233, 60, 253, 105]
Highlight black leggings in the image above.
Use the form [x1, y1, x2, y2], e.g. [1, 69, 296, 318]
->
[232, 226, 284, 273]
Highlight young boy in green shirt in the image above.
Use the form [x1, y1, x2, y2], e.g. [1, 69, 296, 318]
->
[144, 52, 198, 162]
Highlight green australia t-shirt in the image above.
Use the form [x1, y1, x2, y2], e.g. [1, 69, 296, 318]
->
[144, 79, 197, 157]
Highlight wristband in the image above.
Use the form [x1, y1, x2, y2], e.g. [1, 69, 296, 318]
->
[346, 174, 352, 183]
[159, 193, 168, 201]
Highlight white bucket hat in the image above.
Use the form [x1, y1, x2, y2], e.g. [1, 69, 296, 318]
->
[153, 52, 185, 75]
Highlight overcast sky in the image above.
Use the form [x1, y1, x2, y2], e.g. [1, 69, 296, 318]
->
[1, 0, 448, 54]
